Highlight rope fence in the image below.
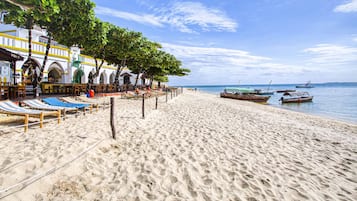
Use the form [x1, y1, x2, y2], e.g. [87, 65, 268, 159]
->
[110, 87, 184, 138]
[0, 87, 184, 198]
[0, 88, 183, 135]
[0, 138, 105, 199]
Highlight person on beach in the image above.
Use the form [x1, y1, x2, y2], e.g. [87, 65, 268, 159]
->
[146, 86, 151, 97]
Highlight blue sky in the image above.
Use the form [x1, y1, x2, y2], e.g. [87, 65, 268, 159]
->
[92, 0, 357, 85]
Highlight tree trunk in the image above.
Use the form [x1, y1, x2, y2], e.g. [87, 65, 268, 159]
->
[134, 66, 143, 88]
[134, 73, 140, 88]
[33, 34, 51, 97]
[86, 58, 104, 93]
[114, 66, 123, 91]
[22, 18, 33, 84]
[25, 18, 38, 97]
[39, 34, 51, 83]
[149, 76, 154, 88]
[28, 21, 32, 60]
[114, 59, 126, 91]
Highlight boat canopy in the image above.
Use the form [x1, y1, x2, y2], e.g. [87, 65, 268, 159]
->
[224, 87, 255, 94]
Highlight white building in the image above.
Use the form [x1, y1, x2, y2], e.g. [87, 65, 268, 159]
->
[0, 24, 142, 87]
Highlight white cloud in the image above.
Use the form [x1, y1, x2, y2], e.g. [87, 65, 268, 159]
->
[353, 37, 357, 42]
[94, 2, 237, 33]
[162, 43, 270, 67]
[155, 2, 237, 33]
[303, 44, 357, 65]
[95, 6, 163, 27]
[162, 43, 307, 84]
[334, 0, 357, 12]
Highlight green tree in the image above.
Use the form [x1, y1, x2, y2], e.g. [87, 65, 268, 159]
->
[1, 0, 59, 96]
[81, 19, 110, 91]
[109, 29, 145, 90]
[142, 49, 189, 88]
[127, 39, 162, 87]
[40, 0, 96, 88]
[2, 0, 97, 96]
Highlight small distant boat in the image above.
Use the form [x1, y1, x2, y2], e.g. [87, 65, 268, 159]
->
[296, 81, 314, 88]
[280, 91, 313, 103]
[220, 87, 270, 103]
[276, 89, 296, 93]
[255, 80, 275, 95]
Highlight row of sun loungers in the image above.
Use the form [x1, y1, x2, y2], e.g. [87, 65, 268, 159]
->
[0, 97, 102, 132]
[0, 100, 61, 132]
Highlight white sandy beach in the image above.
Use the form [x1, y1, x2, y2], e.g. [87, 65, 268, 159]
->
[0, 89, 356, 201]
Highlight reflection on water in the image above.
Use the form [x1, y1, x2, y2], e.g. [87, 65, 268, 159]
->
[279, 101, 314, 110]
[184, 83, 357, 124]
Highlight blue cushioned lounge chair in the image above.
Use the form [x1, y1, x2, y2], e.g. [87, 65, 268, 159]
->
[43, 97, 90, 109]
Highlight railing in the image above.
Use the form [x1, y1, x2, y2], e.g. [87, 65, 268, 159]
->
[0, 33, 70, 61]
[0, 33, 127, 71]
[40, 83, 119, 96]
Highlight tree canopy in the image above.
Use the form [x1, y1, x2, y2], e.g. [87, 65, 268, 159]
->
[2, 0, 189, 87]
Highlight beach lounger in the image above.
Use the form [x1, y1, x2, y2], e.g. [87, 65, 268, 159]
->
[43, 97, 90, 109]
[0, 100, 60, 132]
[61, 97, 98, 112]
[22, 99, 78, 114]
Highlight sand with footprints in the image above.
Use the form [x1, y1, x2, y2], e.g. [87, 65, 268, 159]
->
[0, 89, 356, 200]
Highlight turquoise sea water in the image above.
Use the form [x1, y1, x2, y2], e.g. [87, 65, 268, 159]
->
[183, 83, 357, 124]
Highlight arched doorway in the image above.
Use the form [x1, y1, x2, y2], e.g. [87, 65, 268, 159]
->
[109, 73, 115, 84]
[141, 74, 146, 86]
[48, 68, 61, 83]
[99, 72, 107, 84]
[22, 58, 41, 85]
[121, 72, 132, 85]
[73, 69, 84, 84]
[48, 62, 64, 83]
[124, 76, 130, 84]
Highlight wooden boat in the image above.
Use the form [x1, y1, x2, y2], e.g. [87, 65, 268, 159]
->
[220, 88, 270, 103]
[296, 81, 314, 88]
[280, 91, 313, 103]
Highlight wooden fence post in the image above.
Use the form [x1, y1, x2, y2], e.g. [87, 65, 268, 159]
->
[110, 97, 116, 139]
[24, 114, 29, 132]
[142, 94, 145, 119]
[62, 109, 66, 120]
[155, 96, 158, 109]
[166, 90, 168, 103]
[40, 112, 44, 128]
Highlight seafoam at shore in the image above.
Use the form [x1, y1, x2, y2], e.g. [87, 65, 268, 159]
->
[0, 90, 356, 200]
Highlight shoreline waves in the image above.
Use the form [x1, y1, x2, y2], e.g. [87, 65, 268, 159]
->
[0, 89, 356, 200]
